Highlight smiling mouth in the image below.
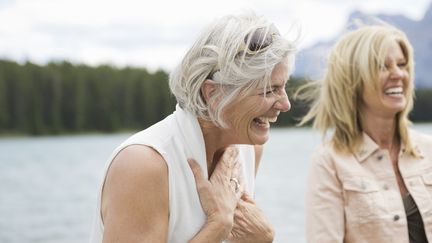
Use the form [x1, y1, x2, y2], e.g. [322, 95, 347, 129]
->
[384, 87, 403, 97]
[253, 116, 278, 127]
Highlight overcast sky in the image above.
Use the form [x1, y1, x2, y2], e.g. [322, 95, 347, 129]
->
[0, 0, 430, 71]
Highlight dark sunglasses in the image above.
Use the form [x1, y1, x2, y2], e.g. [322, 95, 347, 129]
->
[239, 24, 279, 55]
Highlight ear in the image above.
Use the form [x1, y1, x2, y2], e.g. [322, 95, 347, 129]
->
[201, 79, 218, 104]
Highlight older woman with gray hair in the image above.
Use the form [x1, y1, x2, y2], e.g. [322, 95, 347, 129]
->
[89, 12, 296, 243]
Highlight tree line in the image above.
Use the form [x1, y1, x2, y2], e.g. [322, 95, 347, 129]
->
[0, 59, 431, 135]
[0, 60, 175, 135]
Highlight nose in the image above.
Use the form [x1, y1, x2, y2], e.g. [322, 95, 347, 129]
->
[274, 90, 291, 112]
[389, 65, 406, 80]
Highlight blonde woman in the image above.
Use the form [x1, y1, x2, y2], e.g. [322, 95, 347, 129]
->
[299, 22, 432, 242]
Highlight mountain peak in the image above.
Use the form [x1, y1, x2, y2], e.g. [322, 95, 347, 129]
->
[346, 10, 411, 30]
[294, 6, 432, 87]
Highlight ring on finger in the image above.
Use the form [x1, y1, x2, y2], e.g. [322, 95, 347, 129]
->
[230, 177, 240, 192]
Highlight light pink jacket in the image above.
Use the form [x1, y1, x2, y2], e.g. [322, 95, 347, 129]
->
[306, 130, 432, 243]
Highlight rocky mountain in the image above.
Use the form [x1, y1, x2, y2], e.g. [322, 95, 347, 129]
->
[294, 3, 432, 87]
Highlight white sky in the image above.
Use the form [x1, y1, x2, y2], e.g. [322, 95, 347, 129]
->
[0, 0, 430, 71]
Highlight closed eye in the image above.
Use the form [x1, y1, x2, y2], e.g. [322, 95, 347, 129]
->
[259, 81, 287, 96]
[262, 86, 285, 96]
[397, 62, 407, 68]
[267, 88, 278, 94]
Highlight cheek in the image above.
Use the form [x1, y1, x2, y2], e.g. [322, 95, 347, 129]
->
[361, 88, 378, 106]
[226, 104, 262, 131]
[225, 96, 268, 128]
[403, 72, 411, 84]
[232, 109, 257, 128]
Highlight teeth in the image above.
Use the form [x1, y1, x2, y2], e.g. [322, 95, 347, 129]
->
[255, 117, 278, 123]
[268, 117, 278, 123]
[385, 87, 403, 95]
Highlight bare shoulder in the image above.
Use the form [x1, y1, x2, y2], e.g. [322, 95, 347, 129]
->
[102, 144, 169, 242]
[108, 144, 167, 179]
[104, 145, 168, 197]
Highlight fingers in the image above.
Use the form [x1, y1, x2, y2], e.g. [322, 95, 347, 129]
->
[215, 146, 240, 181]
[231, 157, 241, 181]
[240, 193, 256, 204]
[236, 163, 246, 193]
[219, 146, 239, 172]
[221, 147, 243, 197]
[229, 177, 241, 195]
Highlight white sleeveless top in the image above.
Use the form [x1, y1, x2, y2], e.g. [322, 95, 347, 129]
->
[89, 105, 256, 243]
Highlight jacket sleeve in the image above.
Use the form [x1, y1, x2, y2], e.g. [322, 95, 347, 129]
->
[305, 146, 345, 243]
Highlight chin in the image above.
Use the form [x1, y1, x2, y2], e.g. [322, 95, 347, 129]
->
[392, 104, 406, 113]
[385, 108, 404, 118]
[250, 135, 269, 145]
[384, 101, 406, 113]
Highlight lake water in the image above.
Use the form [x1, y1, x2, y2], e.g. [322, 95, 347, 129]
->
[1, 124, 432, 243]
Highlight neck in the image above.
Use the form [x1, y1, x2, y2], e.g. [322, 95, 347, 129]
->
[198, 118, 232, 177]
[361, 113, 398, 150]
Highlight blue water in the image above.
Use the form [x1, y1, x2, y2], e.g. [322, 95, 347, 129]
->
[1, 124, 431, 243]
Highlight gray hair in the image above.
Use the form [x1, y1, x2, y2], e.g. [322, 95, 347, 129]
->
[169, 12, 297, 127]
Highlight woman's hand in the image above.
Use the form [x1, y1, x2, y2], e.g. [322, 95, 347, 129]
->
[188, 147, 243, 242]
[227, 193, 275, 243]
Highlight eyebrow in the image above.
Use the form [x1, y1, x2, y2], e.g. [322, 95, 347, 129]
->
[385, 57, 406, 63]
[256, 83, 282, 94]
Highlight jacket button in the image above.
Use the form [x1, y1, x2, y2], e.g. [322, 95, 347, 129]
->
[393, 215, 400, 221]
[377, 155, 383, 160]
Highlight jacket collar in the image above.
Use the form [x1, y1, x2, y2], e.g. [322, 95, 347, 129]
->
[354, 133, 380, 163]
[406, 129, 425, 159]
[354, 130, 424, 162]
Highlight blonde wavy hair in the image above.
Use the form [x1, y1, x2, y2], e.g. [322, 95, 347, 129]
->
[297, 22, 418, 156]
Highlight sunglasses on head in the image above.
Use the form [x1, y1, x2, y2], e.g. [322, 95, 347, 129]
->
[238, 24, 279, 55]
[207, 24, 279, 79]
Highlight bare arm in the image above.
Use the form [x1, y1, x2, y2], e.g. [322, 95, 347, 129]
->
[102, 145, 250, 243]
[101, 145, 169, 243]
